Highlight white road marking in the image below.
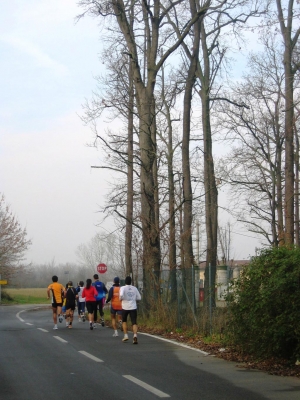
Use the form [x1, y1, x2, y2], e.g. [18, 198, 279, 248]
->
[123, 375, 170, 398]
[53, 336, 68, 343]
[37, 328, 48, 332]
[78, 351, 103, 362]
[16, 310, 25, 322]
[26, 323, 33, 326]
[140, 332, 209, 355]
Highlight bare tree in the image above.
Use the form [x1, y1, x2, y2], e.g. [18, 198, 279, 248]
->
[217, 34, 289, 246]
[218, 222, 233, 263]
[0, 194, 31, 279]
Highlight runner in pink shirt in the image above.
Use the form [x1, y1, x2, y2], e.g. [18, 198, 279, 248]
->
[82, 279, 98, 330]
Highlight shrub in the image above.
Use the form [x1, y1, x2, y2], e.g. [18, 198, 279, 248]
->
[1, 289, 14, 302]
[226, 246, 300, 361]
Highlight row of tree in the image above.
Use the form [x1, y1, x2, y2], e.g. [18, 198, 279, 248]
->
[77, 0, 300, 305]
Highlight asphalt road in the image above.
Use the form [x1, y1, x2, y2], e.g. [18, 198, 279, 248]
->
[0, 304, 299, 400]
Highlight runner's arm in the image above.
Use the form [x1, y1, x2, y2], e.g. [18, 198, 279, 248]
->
[106, 287, 113, 303]
[136, 288, 141, 301]
[93, 287, 98, 298]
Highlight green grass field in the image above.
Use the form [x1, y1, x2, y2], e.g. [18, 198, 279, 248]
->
[1, 288, 50, 304]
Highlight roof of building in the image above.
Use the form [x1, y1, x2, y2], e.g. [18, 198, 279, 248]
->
[198, 259, 250, 269]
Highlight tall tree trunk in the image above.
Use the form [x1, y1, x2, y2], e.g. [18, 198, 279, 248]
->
[202, 92, 218, 305]
[151, 97, 161, 297]
[181, 63, 196, 304]
[181, 0, 201, 306]
[199, 24, 218, 305]
[275, 100, 284, 246]
[138, 92, 161, 307]
[276, 0, 296, 244]
[294, 126, 299, 245]
[161, 58, 177, 302]
[125, 45, 134, 277]
[182, 63, 196, 272]
[168, 132, 177, 303]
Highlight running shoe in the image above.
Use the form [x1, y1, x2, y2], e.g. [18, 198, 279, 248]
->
[82, 315, 86, 322]
[113, 332, 119, 337]
[53, 325, 58, 330]
[133, 337, 138, 344]
[122, 336, 129, 342]
[58, 315, 63, 323]
[93, 323, 96, 328]
[66, 322, 69, 327]
[100, 318, 105, 327]
[90, 322, 93, 331]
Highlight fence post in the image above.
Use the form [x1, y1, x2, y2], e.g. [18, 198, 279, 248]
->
[209, 263, 212, 335]
[177, 271, 180, 328]
[192, 264, 195, 313]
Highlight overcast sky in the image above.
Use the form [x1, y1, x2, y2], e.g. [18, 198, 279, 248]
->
[0, 1, 261, 267]
[0, 0, 115, 265]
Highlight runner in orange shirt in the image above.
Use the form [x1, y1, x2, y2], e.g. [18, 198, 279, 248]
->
[47, 275, 64, 330]
[106, 277, 123, 337]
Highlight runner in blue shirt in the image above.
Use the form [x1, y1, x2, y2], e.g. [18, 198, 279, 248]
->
[92, 274, 108, 327]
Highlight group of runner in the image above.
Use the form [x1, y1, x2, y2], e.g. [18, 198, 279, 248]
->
[47, 274, 141, 344]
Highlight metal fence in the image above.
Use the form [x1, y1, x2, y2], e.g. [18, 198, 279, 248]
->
[138, 267, 227, 335]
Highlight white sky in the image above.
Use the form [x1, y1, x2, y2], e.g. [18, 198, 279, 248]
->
[0, 1, 261, 266]
[0, 0, 114, 265]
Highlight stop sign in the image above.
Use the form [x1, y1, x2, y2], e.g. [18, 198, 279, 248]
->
[97, 263, 107, 274]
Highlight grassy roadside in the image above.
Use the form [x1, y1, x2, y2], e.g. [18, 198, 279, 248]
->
[1, 288, 50, 305]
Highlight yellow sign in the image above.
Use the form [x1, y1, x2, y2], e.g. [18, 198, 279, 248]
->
[0, 280, 8, 285]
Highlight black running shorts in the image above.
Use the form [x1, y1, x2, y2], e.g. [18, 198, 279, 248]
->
[122, 309, 137, 325]
[52, 302, 62, 308]
[66, 302, 76, 311]
[86, 301, 97, 314]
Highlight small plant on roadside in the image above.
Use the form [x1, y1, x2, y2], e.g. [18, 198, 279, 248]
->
[201, 334, 223, 344]
[0, 290, 14, 304]
[186, 330, 196, 338]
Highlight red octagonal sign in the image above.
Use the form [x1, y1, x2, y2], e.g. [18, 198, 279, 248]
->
[97, 263, 107, 274]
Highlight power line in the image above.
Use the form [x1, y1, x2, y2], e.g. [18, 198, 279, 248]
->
[219, 227, 259, 240]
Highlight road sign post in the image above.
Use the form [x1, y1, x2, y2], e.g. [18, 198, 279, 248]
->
[0, 274, 8, 303]
[97, 263, 107, 274]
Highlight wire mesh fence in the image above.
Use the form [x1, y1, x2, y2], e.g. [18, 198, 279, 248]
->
[137, 267, 228, 336]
